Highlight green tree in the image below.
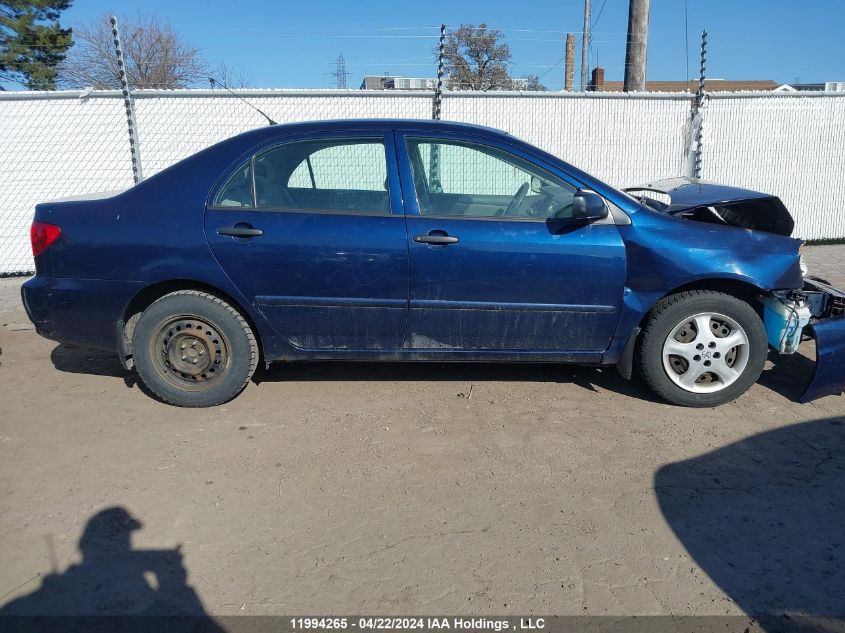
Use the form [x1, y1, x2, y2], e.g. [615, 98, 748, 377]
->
[0, 0, 73, 90]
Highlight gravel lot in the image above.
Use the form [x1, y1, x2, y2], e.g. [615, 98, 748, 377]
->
[0, 245, 843, 618]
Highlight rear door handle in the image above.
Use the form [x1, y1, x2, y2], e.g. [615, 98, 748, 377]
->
[413, 233, 459, 245]
[217, 225, 264, 238]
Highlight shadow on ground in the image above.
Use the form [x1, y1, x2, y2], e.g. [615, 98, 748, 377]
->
[0, 506, 223, 626]
[655, 416, 845, 628]
[50, 340, 821, 406]
[756, 341, 818, 402]
[50, 344, 136, 388]
[255, 360, 668, 402]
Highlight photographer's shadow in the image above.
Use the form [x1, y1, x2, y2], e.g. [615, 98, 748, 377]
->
[0, 506, 222, 625]
[655, 417, 845, 627]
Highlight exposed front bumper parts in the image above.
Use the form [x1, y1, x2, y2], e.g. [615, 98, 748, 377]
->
[802, 314, 845, 402]
[799, 277, 845, 402]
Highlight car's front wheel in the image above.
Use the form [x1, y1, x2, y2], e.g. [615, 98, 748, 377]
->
[637, 290, 768, 407]
[132, 290, 258, 407]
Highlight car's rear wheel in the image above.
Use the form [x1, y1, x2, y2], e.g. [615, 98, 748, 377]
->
[637, 290, 767, 407]
[132, 291, 258, 407]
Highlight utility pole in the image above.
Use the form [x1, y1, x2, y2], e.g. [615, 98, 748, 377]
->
[564, 33, 576, 91]
[333, 53, 349, 89]
[580, 0, 590, 91]
[623, 0, 650, 91]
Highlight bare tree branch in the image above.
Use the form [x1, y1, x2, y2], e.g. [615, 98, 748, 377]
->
[211, 61, 254, 89]
[440, 23, 512, 91]
[438, 24, 546, 91]
[58, 12, 207, 89]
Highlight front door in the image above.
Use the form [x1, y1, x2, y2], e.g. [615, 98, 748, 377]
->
[205, 132, 408, 352]
[397, 134, 626, 354]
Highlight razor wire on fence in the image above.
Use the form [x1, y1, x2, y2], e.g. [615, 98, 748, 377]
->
[1, 89, 845, 275]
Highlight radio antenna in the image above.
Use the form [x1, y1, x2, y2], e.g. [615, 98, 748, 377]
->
[208, 76, 276, 126]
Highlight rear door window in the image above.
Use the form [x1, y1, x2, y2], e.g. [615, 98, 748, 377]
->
[214, 160, 253, 207]
[255, 138, 390, 213]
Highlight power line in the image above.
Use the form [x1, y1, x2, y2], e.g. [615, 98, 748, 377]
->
[591, 0, 609, 29]
[536, 56, 567, 80]
[231, 25, 442, 32]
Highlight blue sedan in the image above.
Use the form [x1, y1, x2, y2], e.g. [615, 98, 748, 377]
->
[21, 120, 845, 407]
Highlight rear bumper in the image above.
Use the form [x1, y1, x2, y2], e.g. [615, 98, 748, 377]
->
[22, 276, 145, 351]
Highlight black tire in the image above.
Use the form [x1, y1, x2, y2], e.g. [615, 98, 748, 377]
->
[132, 290, 258, 407]
[637, 290, 768, 407]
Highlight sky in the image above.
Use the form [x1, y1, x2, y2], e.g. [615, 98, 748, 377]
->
[8, 0, 845, 90]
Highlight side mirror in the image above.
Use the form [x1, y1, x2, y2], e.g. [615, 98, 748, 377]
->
[571, 190, 608, 221]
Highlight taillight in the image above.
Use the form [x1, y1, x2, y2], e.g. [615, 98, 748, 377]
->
[31, 221, 62, 257]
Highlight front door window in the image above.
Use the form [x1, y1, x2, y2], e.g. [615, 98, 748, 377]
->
[406, 138, 577, 220]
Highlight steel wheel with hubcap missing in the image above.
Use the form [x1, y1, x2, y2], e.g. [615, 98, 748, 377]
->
[151, 316, 230, 391]
[132, 291, 258, 407]
[637, 290, 767, 407]
[662, 312, 749, 393]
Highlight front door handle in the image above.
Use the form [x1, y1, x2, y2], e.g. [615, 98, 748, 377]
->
[413, 232, 459, 245]
[217, 225, 264, 238]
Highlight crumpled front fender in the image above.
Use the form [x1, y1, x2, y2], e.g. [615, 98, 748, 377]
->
[802, 315, 845, 402]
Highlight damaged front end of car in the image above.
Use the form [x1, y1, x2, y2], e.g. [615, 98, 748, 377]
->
[625, 177, 845, 402]
[769, 277, 845, 402]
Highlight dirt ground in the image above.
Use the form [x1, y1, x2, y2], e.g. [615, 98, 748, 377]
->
[0, 246, 843, 618]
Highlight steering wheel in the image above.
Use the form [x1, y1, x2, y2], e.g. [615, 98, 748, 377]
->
[503, 182, 530, 217]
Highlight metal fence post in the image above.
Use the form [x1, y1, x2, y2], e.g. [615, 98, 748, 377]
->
[111, 16, 143, 183]
[428, 23, 447, 193]
[432, 23, 446, 120]
[693, 30, 707, 178]
[683, 30, 707, 179]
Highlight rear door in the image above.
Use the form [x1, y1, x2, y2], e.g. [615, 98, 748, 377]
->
[205, 131, 408, 352]
[397, 133, 626, 354]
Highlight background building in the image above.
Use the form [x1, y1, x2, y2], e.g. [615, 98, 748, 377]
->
[359, 75, 436, 90]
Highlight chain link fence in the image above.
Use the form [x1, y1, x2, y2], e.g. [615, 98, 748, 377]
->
[1, 89, 844, 275]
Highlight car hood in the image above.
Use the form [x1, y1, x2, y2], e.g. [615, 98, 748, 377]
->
[624, 177, 795, 237]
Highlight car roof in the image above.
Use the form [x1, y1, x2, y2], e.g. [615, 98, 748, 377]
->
[234, 118, 510, 143]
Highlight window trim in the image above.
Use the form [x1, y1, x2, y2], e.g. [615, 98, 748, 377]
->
[249, 154, 257, 206]
[225, 206, 397, 218]
[305, 155, 316, 189]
